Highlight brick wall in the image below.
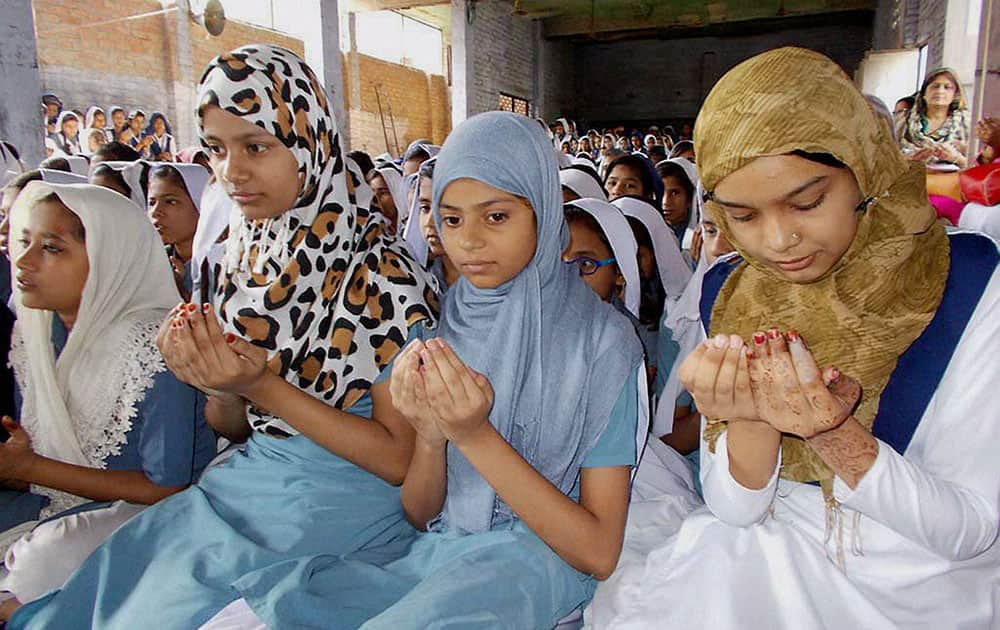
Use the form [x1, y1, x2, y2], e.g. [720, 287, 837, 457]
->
[536, 32, 575, 120]
[466, 0, 535, 116]
[568, 17, 874, 126]
[342, 51, 450, 156]
[31, 0, 447, 156]
[33, 0, 304, 148]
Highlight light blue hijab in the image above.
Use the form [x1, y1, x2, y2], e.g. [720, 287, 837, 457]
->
[430, 112, 643, 534]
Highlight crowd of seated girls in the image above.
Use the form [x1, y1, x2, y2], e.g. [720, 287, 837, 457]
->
[42, 96, 178, 162]
[0, 43, 997, 630]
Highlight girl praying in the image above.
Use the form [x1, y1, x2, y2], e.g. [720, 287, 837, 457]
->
[0, 182, 214, 619]
[199, 110, 645, 630]
[8, 44, 435, 630]
[588, 47, 1000, 630]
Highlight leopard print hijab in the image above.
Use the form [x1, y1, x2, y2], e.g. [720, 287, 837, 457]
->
[198, 44, 436, 437]
[696, 47, 949, 484]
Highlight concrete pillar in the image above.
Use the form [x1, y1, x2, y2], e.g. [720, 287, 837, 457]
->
[449, 0, 471, 127]
[301, 0, 348, 146]
[173, 0, 197, 149]
[0, 0, 45, 167]
[970, 0, 999, 156]
[942, 0, 983, 101]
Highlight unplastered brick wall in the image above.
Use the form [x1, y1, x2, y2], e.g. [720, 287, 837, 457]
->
[570, 18, 873, 126]
[466, 0, 534, 116]
[32, 0, 303, 149]
[537, 35, 574, 121]
[342, 51, 450, 156]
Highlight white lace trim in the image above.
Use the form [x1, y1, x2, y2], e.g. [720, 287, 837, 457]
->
[10, 318, 166, 519]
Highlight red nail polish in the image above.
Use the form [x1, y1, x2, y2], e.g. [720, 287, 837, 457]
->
[787, 329, 800, 343]
[766, 328, 781, 340]
[224, 333, 236, 344]
[202, 303, 210, 313]
[187, 303, 198, 312]
[830, 367, 841, 382]
[752, 332, 767, 345]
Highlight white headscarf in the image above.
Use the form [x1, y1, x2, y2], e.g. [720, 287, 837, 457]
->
[190, 179, 231, 298]
[652, 242, 709, 437]
[39, 170, 88, 185]
[403, 141, 440, 162]
[656, 157, 703, 249]
[555, 150, 573, 168]
[375, 165, 407, 231]
[611, 196, 693, 302]
[8, 182, 179, 513]
[84, 106, 104, 130]
[565, 198, 641, 316]
[51, 112, 82, 156]
[402, 157, 435, 268]
[152, 162, 210, 212]
[92, 160, 148, 209]
[64, 156, 89, 176]
[559, 166, 608, 202]
[44, 137, 66, 160]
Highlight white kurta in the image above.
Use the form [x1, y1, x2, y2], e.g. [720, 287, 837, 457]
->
[586, 260, 1000, 629]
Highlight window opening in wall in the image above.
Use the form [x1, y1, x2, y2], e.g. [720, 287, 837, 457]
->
[223, 0, 308, 40]
[499, 93, 530, 116]
[354, 10, 444, 75]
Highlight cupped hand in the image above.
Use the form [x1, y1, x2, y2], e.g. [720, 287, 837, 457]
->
[747, 328, 860, 438]
[678, 334, 756, 421]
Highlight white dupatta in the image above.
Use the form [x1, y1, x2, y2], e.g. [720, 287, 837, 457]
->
[8, 182, 179, 515]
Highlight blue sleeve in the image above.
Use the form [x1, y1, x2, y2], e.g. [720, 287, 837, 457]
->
[582, 368, 639, 468]
[373, 322, 425, 386]
[137, 369, 217, 486]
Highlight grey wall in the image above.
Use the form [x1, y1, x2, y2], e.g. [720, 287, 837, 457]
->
[451, 0, 536, 121]
[566, 17, 875, 126]
[903, 0, 949, 67]
[0, 0, 45, 167]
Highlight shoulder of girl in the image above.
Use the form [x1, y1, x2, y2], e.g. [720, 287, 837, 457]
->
[596, 306, 645, 359]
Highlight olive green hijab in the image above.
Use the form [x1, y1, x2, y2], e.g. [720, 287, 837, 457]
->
[696, 47, 949, 485]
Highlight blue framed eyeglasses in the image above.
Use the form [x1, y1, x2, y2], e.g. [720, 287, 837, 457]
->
[563, 256, 616, 276]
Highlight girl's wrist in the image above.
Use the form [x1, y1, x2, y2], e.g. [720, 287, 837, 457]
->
[415, 434, 447, 454]
[238, 369, 279, 404]
[16, 452, 42, 485]
[451, 417, 494, 449]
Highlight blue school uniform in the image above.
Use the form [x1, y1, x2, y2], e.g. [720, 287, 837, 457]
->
[9, 337, 420, 630]
[0, 317, 216, 533]
[222, 322, 640, 629]
[611, 296, 656, 363]
[217, 110, 646, 630]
